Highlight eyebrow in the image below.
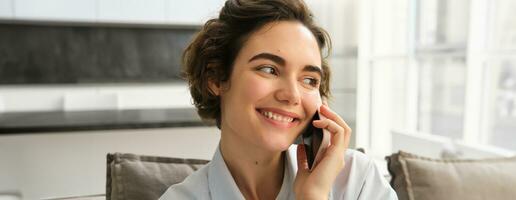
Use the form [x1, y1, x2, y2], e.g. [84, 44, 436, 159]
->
[248, 52, 323, 78]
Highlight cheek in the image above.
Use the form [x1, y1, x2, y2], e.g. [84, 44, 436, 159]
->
[302, 91, 322, 115]
[242, 76, 272, 101]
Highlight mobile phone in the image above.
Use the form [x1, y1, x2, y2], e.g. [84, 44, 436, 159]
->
[294, 110, 331, 170]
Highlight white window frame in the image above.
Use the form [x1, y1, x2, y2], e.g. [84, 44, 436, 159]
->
[356, 0, 516, 158]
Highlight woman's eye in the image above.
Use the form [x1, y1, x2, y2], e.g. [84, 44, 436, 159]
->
[303, 77, 320, 87]
[258, 66, 277, 75]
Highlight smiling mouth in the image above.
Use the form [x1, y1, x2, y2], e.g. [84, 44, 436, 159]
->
[257, 109, 298, 123]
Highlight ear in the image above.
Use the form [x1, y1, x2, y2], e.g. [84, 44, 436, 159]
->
[208, 79, 221, 96]
[321, 96, 329, 106]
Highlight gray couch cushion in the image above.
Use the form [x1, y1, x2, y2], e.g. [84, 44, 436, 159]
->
[43, 194, 105, 200]
[386, 151, 516, 200]
[106, 153, 209, 200]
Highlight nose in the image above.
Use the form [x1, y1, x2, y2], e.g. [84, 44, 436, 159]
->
[275, 78, 301, 106]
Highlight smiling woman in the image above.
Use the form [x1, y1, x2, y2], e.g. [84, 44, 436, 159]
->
[159, 0, 398, 199]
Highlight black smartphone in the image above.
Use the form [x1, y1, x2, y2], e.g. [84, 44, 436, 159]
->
[294, 110, 330, 170]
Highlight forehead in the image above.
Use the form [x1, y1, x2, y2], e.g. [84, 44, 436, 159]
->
[238, 21, 322, 67]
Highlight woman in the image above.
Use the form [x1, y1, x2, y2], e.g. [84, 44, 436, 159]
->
[160, 0, 397, 199]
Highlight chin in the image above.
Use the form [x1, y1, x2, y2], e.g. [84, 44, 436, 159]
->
[260, 132, 296, 152]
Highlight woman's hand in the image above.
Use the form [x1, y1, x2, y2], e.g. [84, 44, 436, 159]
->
[294, 105, 352, 200]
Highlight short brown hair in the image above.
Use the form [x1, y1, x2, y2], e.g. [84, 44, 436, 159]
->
[182, 0, 332, 128]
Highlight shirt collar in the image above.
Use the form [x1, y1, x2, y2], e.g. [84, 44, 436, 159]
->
[208, 145, 246, 200]
[277, 145, 297, 200]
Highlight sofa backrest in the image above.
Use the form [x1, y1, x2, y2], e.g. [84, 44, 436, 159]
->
[106, 153, 209, 200]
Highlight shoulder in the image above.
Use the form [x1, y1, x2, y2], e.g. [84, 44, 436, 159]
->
[159, 164, 211, 200]
[334, 149, 398, 200]
[338, 149, 377, 185]
[344, 149, 375, 173]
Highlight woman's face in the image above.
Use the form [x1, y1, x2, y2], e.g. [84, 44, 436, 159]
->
[218, 21, 323, 152]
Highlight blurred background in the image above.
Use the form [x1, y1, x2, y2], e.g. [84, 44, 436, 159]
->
[0, 0, 515, 199]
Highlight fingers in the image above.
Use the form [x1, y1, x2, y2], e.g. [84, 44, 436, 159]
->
[312, 119, 343, 134]
[315, 105, 352, 149]
[312, 119, 345, 148]
[319, 105, 351, 134]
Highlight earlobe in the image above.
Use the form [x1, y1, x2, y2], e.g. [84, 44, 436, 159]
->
[322, 97, 328, 106]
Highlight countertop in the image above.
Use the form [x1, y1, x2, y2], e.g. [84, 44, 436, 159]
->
[0, 108, 208, 134]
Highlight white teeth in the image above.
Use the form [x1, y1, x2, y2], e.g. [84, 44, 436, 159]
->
[260, 111, 294, 123]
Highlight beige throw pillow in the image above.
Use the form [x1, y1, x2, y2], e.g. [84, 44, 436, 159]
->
[106, 153, 209, 200]
[386, 151, 516, 200]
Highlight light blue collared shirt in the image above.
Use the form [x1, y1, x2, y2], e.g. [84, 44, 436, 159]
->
[159, 144, 398, 200]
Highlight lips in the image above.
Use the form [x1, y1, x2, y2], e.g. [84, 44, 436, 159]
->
[256, 108, 301, 128]
[260, 110, 295, 122]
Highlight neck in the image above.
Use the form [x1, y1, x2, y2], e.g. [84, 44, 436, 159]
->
[219, 131, 285, 200]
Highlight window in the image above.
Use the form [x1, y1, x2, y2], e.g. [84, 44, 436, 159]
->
[357, 0, 516, 157]
[484, 59, 516, 150]
[483, 0, 516, 150]
[417, 56, 466, 139]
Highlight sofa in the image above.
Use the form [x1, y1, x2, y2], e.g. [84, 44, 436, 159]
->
[46, 151, 516, 200]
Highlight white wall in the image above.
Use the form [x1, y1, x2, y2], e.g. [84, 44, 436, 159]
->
[0, 0, 225, 25]
[0, 127, 220, 200]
